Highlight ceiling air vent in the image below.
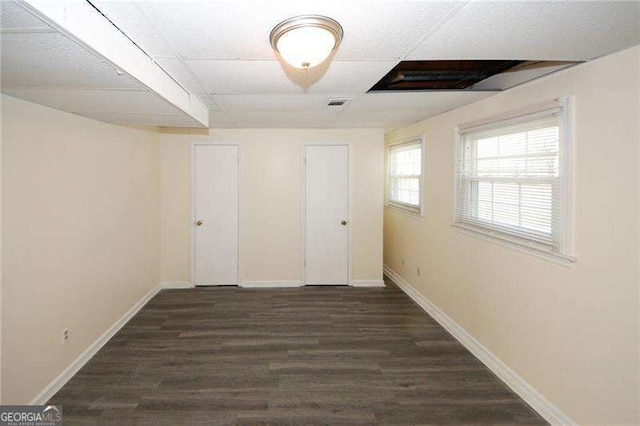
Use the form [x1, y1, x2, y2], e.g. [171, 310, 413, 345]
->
[328, 100, 345, 106]
[328, 98, 351, 107]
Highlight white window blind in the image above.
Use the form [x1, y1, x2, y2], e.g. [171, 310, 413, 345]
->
[387, 139, 423, 214]
[455, 103, 572, 257]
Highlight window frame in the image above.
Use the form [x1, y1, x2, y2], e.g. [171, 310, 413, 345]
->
[386, 135, 426, 217]
[453, 97, 576, 265]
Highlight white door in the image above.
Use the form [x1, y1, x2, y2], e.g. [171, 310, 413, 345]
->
[305, 145, 349, 285]
[193, 144, 239, 286]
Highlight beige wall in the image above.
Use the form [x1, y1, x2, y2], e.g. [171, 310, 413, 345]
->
[0, 100, 383, 402]
[384, 46, 640, 424]
[1, 95, 161, 404]
[160, 128, 384, 284]
[0, 90, 3, 404]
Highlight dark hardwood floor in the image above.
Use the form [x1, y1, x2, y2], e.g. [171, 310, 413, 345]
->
[49, 279, 546, 425]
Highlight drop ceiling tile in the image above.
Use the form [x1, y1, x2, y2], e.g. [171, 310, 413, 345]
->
[186, 59, 396, 95]
[308, 60, 399, 94]
[346, 91, 497, 113]
[91, 0, 175, 57]
[209, 92, 498, 128]
[337, 91, 499, 127]
[1, 32, 142, 89]
[102, 1, 276, 60]
[408, 1, 640, 61]
[214, 94, 358, 112]
[221, 109, 342, 128]
[0, 1, 51, 30]
[2, 88, 183, 115]
[186, 60, 291, 95]
[335, 110, 428, 128]
[102, 1, 461, 61]
[329, 2, 463, 61]
[472, 64, 576, 91]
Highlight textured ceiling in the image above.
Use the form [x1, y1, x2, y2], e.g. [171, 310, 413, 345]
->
[2, 0, 639, 128]
[407, 1, 640, 61]
[0, 1, 205, 127]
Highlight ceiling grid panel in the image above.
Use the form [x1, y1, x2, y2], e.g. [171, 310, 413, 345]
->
[2, 1, 639, 128]
[13, 0, 210, 126]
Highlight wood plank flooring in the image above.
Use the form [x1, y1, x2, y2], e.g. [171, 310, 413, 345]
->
[49, 279, 547, 425]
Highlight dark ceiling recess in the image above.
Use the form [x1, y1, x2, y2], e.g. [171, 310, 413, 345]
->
[369, 60, 526, 91]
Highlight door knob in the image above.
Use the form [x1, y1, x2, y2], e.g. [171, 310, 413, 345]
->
[341, 220, 347, 226]
[195, 220, 203, 226]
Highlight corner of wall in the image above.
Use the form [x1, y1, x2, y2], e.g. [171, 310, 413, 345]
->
[0, 93, 4, 404]
[382, 47, 640, 424]
[1, 96, 164, 403]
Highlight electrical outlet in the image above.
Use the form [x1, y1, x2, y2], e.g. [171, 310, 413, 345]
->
[417, 267, 421, 276]
[62, 327, 70, 344]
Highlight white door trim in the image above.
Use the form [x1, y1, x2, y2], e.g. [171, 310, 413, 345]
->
[190, 141, 242, 286]
[301, 143, 352, 286]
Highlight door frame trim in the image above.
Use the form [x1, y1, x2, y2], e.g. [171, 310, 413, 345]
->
[301, 143, 352, 286]
[190, 141, 242, 286]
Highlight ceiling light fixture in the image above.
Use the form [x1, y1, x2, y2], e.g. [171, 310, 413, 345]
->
[270, 15, 343, 69]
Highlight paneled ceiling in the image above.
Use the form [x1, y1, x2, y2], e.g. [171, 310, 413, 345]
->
[0, 1, 206, 127]
[1, 0, 639, 129]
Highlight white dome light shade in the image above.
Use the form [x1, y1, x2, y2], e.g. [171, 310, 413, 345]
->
[270, 15, 343, 69]
[276, 27, 336, 68]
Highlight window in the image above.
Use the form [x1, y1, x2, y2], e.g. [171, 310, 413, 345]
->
[387, 137, 424, 215]
[455, 98, 574, 262]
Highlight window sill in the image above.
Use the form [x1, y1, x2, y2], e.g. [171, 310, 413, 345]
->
[385, 202, 424, 220]
[452, 223, 576, 267]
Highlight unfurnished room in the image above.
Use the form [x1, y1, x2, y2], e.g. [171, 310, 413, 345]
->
[0, 1, 639, 425]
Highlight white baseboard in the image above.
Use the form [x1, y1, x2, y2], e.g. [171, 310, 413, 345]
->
[383, 265, 575, 426]
[350, 279, 385, 287]
[160, 281, 193, 289]
[30, 284, 161, 405]
[240, 280, 302, 288]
